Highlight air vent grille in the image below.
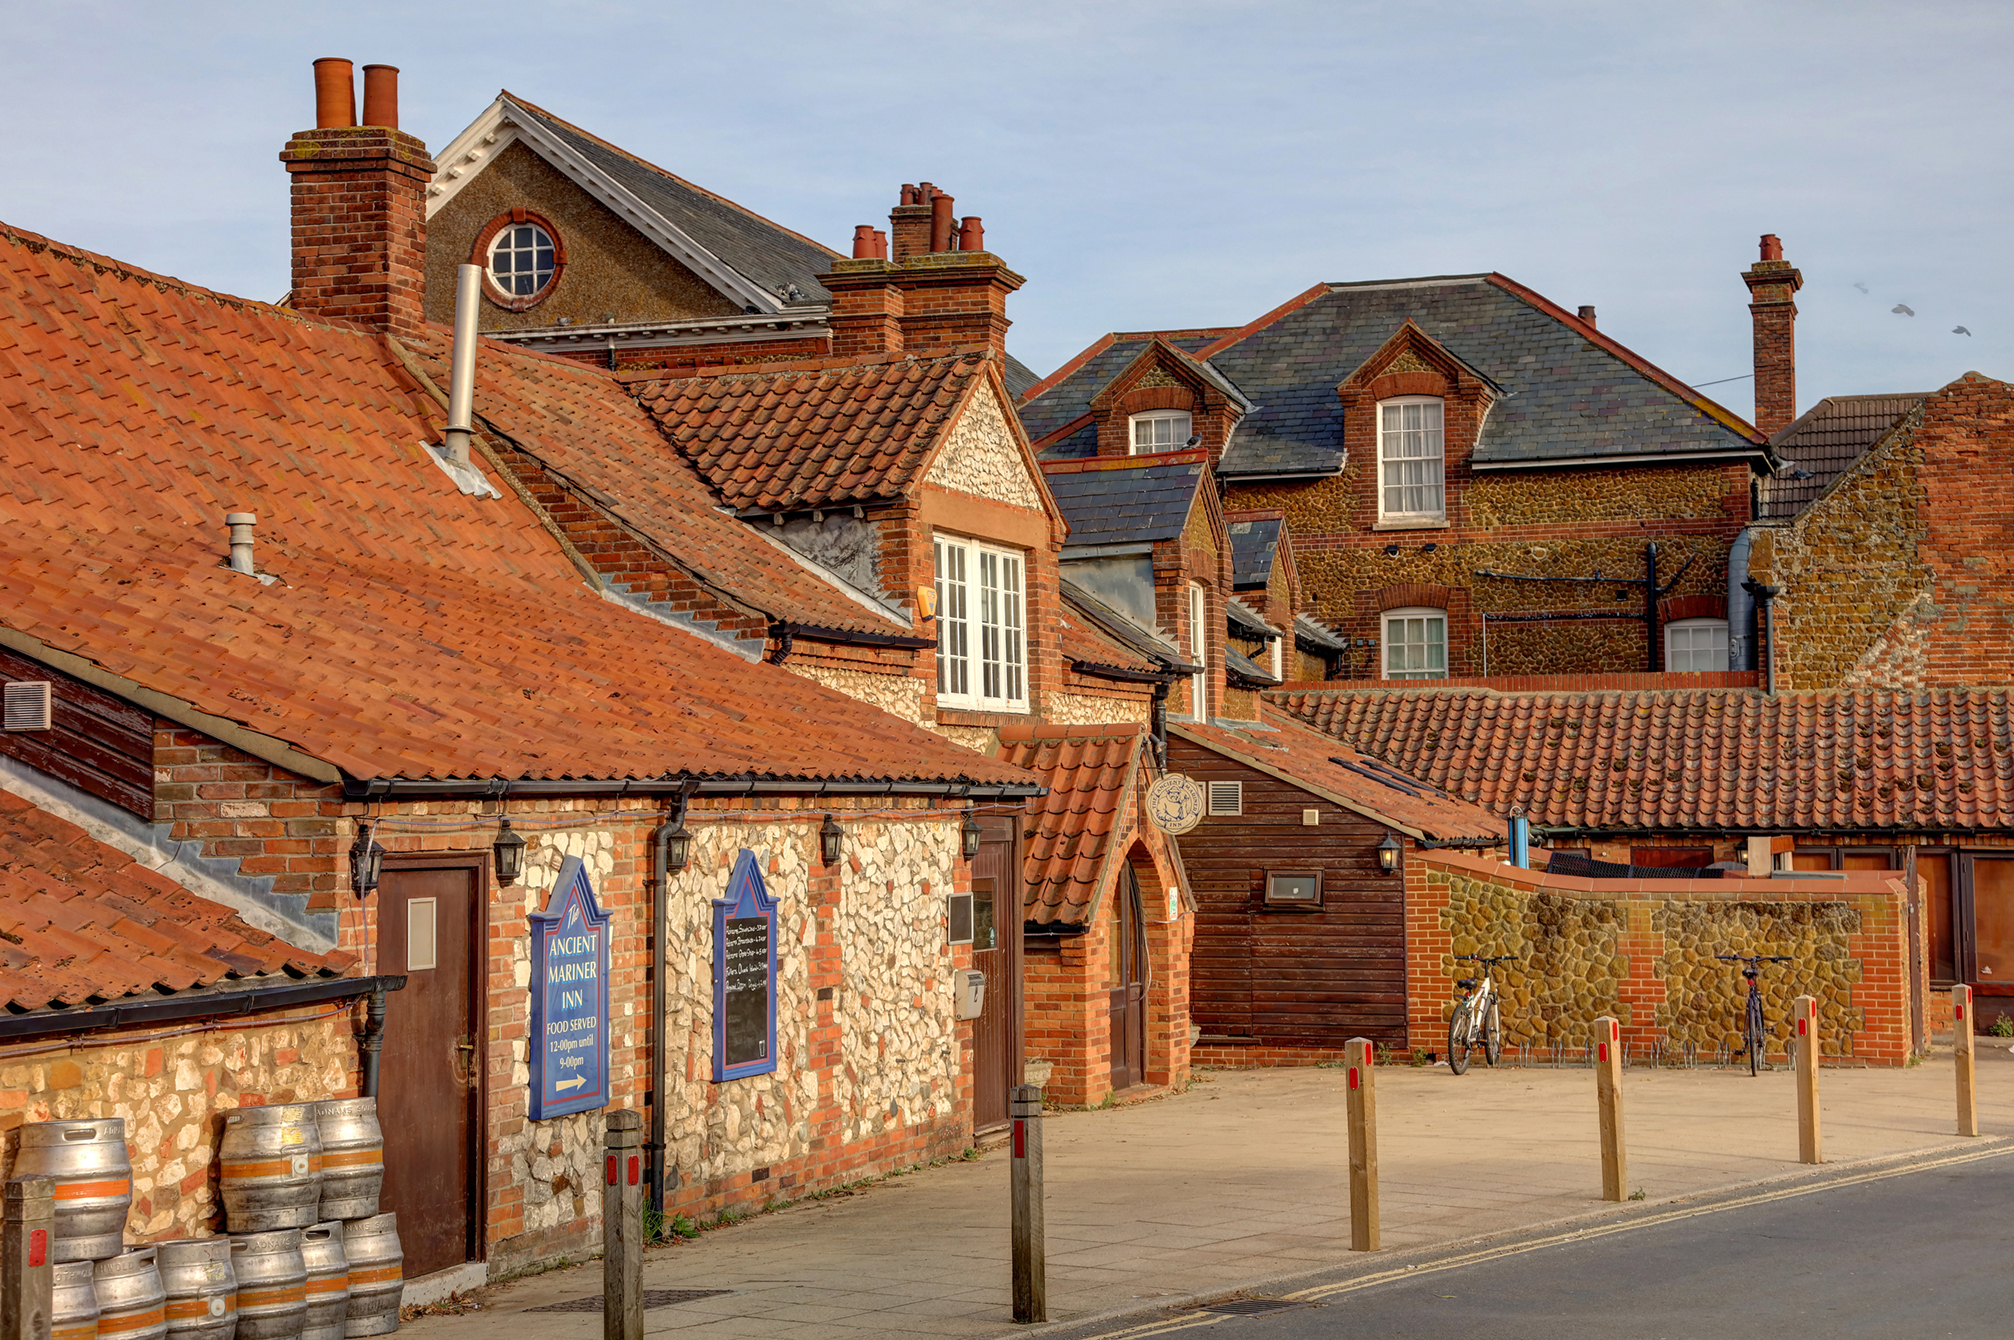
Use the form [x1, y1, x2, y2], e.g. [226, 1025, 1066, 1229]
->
[1207, 780, 1242, 816]
[2, 681, 52, 733]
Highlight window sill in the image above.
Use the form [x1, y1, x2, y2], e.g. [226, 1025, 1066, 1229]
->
[933, 706, 1033, 727]
[1258, 901, 1325, 913]
[1372, 518, 1451, 532]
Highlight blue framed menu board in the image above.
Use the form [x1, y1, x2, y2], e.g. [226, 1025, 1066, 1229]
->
[712, 849, 778, 1082]
[528, 855, 611, 1120]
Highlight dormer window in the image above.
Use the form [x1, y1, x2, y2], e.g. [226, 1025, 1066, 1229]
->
[1130, 410, 1192, 455]
[1377, 396, 1445, 522]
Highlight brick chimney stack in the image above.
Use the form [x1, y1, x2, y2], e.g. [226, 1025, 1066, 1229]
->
[819, 183, 1025, 363]
[1742, 233, 1803, 437]
[280, 59, 437, 338]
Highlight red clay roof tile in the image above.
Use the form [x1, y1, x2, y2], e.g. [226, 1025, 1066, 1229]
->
[997, 723, 1149, 927]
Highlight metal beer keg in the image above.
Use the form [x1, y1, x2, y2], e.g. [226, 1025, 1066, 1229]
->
[15, 1119, 133, 1261]
[220, 1105, 323, 1232]
[92, 1246, 168, 1340]
[156, 1238, 236, 1340]
[312, 1100, 383, 1221]
[229, 1229, 307, 1340]
[300, 1223, 350, 1340]
[51, 1259, 101, 1340]
[338, 1214, 402, 1337]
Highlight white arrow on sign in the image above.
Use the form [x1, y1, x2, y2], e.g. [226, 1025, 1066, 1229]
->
[555, 1074, 587, 1092]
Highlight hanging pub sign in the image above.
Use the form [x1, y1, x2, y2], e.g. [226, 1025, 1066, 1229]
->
[712, 849, 779, 1082]
[528, 855, 612, 1120]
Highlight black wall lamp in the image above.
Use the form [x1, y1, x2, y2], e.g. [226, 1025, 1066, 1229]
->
[493, 818, 527, 886]
[664, 812, 692, 873]
[349, 822, 384, 896]
[820, 814, 844, 867]
[1377, 832, 1403, 875]
[961, 813, 983, 860]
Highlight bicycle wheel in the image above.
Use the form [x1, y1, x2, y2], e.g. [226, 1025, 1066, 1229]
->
[1746, 993, 1765, 1076]
[1448, 1000, 1472, 1075]
[1483, 1000, 1502, 1067]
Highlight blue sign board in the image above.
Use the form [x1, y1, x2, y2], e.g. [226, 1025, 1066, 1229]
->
[528, 855, 612, 1120]
[712, 849, 778, 1083]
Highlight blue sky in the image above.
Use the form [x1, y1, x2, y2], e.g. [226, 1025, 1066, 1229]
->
[3, 1, 2006, 413]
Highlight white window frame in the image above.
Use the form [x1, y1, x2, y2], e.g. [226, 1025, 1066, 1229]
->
[487, 221, 558, 300]
[1665, 618, 1729, 673]
[1269, 635, 1284, 681]
[934, 534, 1028, 712]
[1129, 410, 1193, 455]
[1381, 607, 1448, 681]
[1377, 395, 1446, 523]
[1188, 582, 1209, 720]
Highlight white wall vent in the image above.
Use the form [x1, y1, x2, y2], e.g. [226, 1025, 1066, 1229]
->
[2, 681, 52, 732]
[1207, 781, 1243, 816]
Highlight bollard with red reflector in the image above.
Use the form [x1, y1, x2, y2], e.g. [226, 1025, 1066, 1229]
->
[1010, 1084, 1046, 1323]
[1593, 1016, 1628, 1201]
[602, 1109, 642, 1340]
[1344, 1037, 1380, 1250]
[1953, 985, 1978, 1138]
[2, 1176, 52, 1340]
[1793, 995, 1821, 1164]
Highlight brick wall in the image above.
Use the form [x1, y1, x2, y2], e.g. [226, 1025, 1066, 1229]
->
[281, 125, 436, 338]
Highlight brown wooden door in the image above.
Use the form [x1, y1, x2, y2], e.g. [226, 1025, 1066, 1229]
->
[969, 820, 1020, 1131]
[1109, 865, 1147, 1091]
[377, 861, 481, 1279]
[1966, 855, 2014, 1001]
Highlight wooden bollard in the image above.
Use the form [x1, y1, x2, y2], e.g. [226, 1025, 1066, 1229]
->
[1792, 995, 1821, 1164]
[1593, 1016, 1627, 1202]
[1954, 985, 1979, 1138]
[1, 1177, 52, 1340]
[1344, 1037, 1379, 1251]
[1010, 1084, 1046, 1324]
[603, 1109, 643, 1340]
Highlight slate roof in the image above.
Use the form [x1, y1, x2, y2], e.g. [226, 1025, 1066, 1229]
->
[503, 94, 840, 308]
[0, 790, 353, 1013]
[1019, 330, 1234, 450]
[1759, 393, 1926, 519]
[1023, 277, 1765, 478]
[1224, 644, 1280, 688]
[1171, 713, 1502, 843]
[1227, 515, 1283, 589]
[1226, 597, 1280, 640]
[997, 722, 1149, 927]
[625, 350, 992, 512]
[1060, 578, 1198, 673]
[1058, 598, 1162, 678]
[0, 221, 1031, 788]
[1044, 453, 1205, 548]
[1002, 353, 1040, 400]
[1294, 613, 1349, 654]
[1274, 687, 2014, 834]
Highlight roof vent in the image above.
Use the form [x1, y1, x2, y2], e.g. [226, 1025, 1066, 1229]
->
[3, 681, 52, 732]
[226, 511, 258, 574]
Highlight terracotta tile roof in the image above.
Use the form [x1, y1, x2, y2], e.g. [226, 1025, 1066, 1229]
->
[625, 350, 993, 511]
[998, 723, 1149, 927]
[1760, 393, 1926, 518]
[1172, 714, 1503, 843]
[1058, 603, 1160, 678]
[0, 222, 1031, 788]
[0, 791, 352, 1013]
[1274, 687, 2014, 834]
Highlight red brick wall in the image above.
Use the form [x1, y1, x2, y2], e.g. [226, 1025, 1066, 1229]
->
[1919, 375, 2014, 686]
[280, 126, 436, 338]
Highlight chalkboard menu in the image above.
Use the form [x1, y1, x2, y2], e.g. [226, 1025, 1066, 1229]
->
[527, 856, 612, 1120]
[711, 849, 778, 1082]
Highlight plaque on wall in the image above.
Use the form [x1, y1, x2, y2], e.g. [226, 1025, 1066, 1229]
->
[528, 855, 612, 1120]
[1146, 773, 1206, 835]
[712, 848, 779, 1082]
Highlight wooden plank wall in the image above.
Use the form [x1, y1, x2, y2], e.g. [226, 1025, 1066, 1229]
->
[1170, 736, 1407, 1048]
[0, 647, 155, 818]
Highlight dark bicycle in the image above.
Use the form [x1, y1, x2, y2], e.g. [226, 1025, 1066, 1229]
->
[1715, 953, 1792, 1074]
[1447, 954, 1519, 1075]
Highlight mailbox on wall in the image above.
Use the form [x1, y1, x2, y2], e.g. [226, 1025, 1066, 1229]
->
[955, 969, 986, 1020]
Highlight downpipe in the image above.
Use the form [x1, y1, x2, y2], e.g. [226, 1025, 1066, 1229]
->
[648, 785, 699, 1225]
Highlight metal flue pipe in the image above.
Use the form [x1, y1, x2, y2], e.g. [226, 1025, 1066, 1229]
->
[444, 263, 482, 465]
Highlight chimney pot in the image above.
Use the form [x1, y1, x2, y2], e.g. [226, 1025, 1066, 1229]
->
[851, 225, 877, 260]
[929, 193, 956, 253]
[225, 513, 258, 575]
[873, 229, 888, 260]
[957, 217, 985, 253]
[900, 184, 920, 206]
[1759, 233, 1783, 262]
[918, 182, 936, 201]
[1577, 305, 1596, 328]
[360, 64, 400, 129]
[312, 58, 356, 129]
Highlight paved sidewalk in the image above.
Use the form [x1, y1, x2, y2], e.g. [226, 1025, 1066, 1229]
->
[411, 1049, 2014, 1339]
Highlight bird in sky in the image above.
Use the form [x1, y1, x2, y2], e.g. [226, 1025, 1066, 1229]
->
[1892, 303, 1915, 316]
[1954, 326, 1972, 336]
[1853, 281, 1869, 294]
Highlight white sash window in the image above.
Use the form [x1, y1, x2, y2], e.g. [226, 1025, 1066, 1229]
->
[1378, 396, 1446, 522]
[935, 536, 1027, 711]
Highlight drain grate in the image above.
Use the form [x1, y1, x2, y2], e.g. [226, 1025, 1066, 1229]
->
[525, 1289, 733, 1313]
[1195, 1297, 1304, 1316]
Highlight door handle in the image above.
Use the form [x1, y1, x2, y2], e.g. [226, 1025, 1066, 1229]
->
[453, 1034, 477, 1087]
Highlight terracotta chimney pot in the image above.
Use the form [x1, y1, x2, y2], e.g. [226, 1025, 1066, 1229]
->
[312, 58, 355, 129]
[929, 193, 956, 253]
[360, 64, 400, 129]
[900, 184, 920, 206]
[873, 229, 888, 260]
[852, 225, 877, 259]
[1577, 305, 1597, 328]
[957, 217, 984, 252]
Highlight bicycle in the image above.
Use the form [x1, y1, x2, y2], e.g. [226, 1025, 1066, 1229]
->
[1715, 953, 1792, 1075]
[1447, 954, 1519, 1076]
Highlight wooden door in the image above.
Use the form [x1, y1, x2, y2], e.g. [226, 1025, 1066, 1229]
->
[377, 861, 481, 1279]
[1108, 865, 1147, 1091]
[1965, 855, 2014, 1004]
[969, 820, 1020, 1131]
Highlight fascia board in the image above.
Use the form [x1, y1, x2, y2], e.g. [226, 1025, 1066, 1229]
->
[427, 97, 517, 218]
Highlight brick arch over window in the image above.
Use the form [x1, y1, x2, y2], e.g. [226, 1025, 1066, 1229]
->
[1659, 593, 1727, 623]
[1117, 386, 1199, 416]
[471, 207, 569, 313]
[1367, 369, 1451, 401]
[1365, 582, 1459, 614]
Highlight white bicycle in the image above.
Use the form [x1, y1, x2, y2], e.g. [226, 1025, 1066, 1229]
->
[1447, 953, 1519, 1075]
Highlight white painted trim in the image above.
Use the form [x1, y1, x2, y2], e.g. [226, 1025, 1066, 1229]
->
[1375, 395, 1446, 526]
[1380, 606, 1448, 682]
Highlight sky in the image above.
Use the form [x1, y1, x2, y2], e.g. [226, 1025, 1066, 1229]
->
[2, 0, 2007, 412]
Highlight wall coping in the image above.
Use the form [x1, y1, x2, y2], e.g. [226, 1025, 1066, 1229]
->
[1417, 848, 1905, 899]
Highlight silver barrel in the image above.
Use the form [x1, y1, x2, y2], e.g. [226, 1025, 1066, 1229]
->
[220, 1105, 323, 1232]
[312, 1100, 383, 1221]
[300, 1222, 350, 1340]
[339, 1214, 401, 1337]
[156, 1238, 236, 1340]
[230, 1229, 307, 1340]
[52, 1259, 101, 1340]
[93, 1246, 167, 1340]
[15, 1118, 133, 1261]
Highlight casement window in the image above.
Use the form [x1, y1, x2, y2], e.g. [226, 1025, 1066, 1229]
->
[934, 535, 1027, 711]
[1188, 582, 1209, 719]
[1377, 396, 1445, 522]
[1207, 781, 1243, 816]
[1382, 607, 1446, 681]
[1664, 618, 1729, 673]
[1265, 870, 1322, 907]
[1129, 410, 1193, 455]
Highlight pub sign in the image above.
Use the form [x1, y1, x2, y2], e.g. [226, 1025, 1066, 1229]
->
[712, 848, 779, 1082]
[528, 855, 612, 1120]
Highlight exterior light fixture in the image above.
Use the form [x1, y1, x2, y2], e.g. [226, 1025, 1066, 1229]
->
[820, 814, 844, 867]
[492, 818, 527, 886]
[961, 814, 983, 861]
[664, 815, 692, 873]
[349, 823, 385, 897]
[1376, 832, 1403, 876]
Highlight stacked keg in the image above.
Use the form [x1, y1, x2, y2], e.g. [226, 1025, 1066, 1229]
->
[16, 1118, 164, 1340]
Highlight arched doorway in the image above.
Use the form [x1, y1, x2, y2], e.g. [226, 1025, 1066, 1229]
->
[1109, 863, 1149, 1091]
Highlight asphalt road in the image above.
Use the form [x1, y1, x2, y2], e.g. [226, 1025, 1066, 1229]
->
[1095, 1148, 2014, 1340]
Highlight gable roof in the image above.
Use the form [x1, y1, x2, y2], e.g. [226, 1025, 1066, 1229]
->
[1019, 330, 1235, 450]
[624, 350, 998, 512]
[1042, 451, 1207, 548]
[1760, 393, 1927, 519]
[997, 722, 1150, 927]
[1274, 687, 2014, 835]
[0, 221, 1030, 790]
[1227, 514, 1284, 589]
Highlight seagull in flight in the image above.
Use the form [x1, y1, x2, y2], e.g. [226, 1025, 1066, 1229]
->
[1853, 281, 1869, 294]
[1954, 326, 1972, 336]
[1892, 303, 1915, 317]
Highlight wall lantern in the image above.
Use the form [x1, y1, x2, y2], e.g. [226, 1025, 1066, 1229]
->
[820, 814, 844, 867]
[349, 823, 385, 897]
[1376, 832, 1403, 876]
[493, 818, 527, 886]
[961, 813, 982, 861]
[664, 816, 692, 873]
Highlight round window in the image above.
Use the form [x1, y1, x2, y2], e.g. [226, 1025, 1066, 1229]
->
[487, 222, 557, 300]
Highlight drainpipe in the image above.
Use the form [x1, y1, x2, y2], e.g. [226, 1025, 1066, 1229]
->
[359, 985, 387, 1098]
[647, 784, 700, 1224]
[443, 263, 482, 465]
[1150, 680, 1170, 768]
[1727, 528, 1757, 671]
[1743, 579, 1780, 693]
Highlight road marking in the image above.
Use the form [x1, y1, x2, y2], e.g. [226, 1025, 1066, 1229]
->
[1067, 1143, 2013, 1339]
